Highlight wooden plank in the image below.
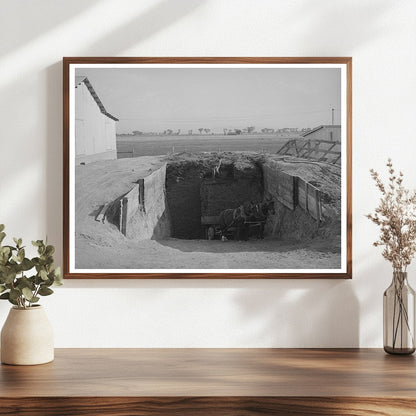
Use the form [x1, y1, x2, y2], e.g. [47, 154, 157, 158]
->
[1, 348, 416, 415]
[310, 139, 341, 145]
[120, 197, 128, 235]
[333, 154, 341, 164]
[276, 140, 290, 155]
[306, 184, 322, 221]
[138, 178, 145, 212]
[276, 170, 296, 210]
[319, 142, 337, 160]
[298, 178, 307, 211]
[264, 165, 298, 211]
[1, 396, 415, 416]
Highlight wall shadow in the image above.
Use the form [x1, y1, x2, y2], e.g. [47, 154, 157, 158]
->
[288, 0, 393, 51]
[80, 0, 205, 55]
[232, 279, 359, 347]
[0, 0, 101, 56]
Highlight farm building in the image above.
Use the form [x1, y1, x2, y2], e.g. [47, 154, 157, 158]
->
[302, 125, 341, 142]
[75, 76, 119, 164]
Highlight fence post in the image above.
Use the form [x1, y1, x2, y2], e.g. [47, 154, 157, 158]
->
[293, 176, 299, 208]
[120, 197, 128, 236]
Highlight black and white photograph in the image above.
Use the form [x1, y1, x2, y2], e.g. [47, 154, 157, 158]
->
[64, 58, 351, 278]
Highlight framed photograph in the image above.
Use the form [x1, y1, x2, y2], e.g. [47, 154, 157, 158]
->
[63, 57, 352, 279]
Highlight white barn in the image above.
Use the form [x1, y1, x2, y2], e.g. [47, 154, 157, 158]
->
[75, 76, 119, 164]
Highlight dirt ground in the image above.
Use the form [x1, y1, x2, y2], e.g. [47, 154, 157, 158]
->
[76, 236, 340, 270]
[74, 152, 342, 271]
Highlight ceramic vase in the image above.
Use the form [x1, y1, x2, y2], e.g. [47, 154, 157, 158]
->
[1, 305, 54, 365]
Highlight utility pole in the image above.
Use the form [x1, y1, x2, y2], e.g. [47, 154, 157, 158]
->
[331, 107, 334, 125]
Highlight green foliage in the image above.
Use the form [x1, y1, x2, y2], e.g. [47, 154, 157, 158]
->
[0, 224, 62, 309]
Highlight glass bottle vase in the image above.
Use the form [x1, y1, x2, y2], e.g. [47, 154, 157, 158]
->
[383, 271, 416, 355]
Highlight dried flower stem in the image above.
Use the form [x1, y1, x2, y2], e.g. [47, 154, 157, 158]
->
[366, 159, 416, 272]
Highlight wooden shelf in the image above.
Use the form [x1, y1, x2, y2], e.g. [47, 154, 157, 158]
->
[1, 348, 415, 415]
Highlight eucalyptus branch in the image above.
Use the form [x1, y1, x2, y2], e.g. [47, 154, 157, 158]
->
[0, 225, 62, 309]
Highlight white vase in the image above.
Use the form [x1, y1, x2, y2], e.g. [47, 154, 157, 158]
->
[1, 305, 54, 365]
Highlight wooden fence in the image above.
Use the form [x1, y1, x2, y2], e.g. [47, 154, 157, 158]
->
[263, 162, 322, 221]
[263, 165, 297, 210]
[277, 139, 341, 165]
[297, 178, 322, 221]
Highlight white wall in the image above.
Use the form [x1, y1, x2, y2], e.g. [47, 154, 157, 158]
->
[1, 0, 415, 347]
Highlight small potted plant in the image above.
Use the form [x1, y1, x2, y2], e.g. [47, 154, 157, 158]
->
[0, 224, 62, 365]
[367, 159, 416, 355]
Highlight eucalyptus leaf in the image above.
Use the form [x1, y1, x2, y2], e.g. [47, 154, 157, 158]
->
[38, 287, 53, 296]
[0, 232, 5, 244]
[45, 245, 55, 256]
[3, 271, 16, 284]
[9, 288, 21, 301]
[20, 258, 33, 271]
[0, 292, 9, 299]
[22, 287, 34, 301]
[17, 276, 35, 290]
[0, 224, 5, 232]
[17, 248, 25, 263]
[39, 269, 48, 281]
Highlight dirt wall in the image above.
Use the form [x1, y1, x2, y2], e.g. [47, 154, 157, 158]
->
[114, 164, 170, 240]
[166, 162, 203, 239]
[166, 156, 263, 239]
[265, 200, 321, 241]
[201, 179, 262, 217]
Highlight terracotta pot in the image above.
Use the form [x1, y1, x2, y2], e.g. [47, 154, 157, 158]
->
[1, 305, 54, 365]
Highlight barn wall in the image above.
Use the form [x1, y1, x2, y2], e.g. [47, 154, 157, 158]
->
[75, 82, 116, 164]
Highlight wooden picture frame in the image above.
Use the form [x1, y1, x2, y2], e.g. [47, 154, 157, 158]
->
[63, 57, 352, 279]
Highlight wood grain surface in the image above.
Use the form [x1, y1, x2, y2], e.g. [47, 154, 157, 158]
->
[1, 349, 415, 415]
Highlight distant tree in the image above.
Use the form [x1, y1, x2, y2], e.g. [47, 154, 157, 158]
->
[198, 128, 203, 134]
[188, 129, 193, 135]
[204, 128, 211, 134]
[223, 128, 228, 135]
[166, 129, 173, 135]
[247, 126, 255, 134]
[234, 129, 242, 135]
[176, 129, 181, 135]
[132, 130, 143, 136]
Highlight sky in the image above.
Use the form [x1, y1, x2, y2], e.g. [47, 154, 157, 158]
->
[76, 66, 341, 134]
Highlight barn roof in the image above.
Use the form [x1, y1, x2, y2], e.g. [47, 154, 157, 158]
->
[302, 124, 341, 137]
[75, 76, 119, 121]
